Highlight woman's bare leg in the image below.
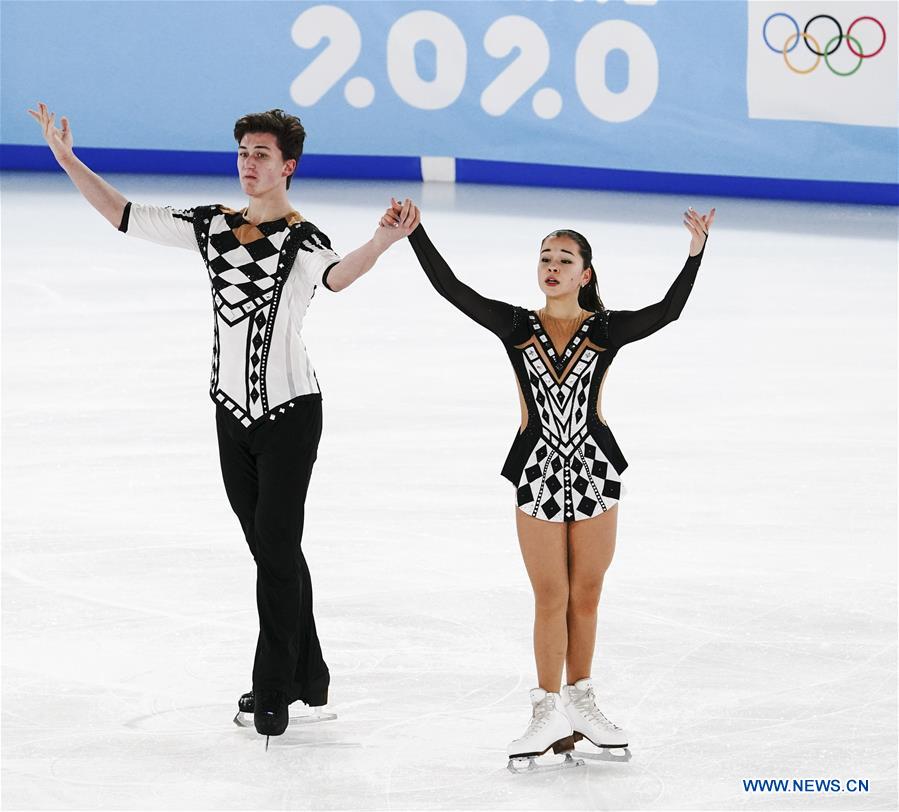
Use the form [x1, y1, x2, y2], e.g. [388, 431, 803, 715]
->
[565, 505, 618, 684]
[515, 509, 569, 693]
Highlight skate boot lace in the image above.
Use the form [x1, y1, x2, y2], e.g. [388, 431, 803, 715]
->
[576, 686, 621, 731]
[522, 696, 556, 738]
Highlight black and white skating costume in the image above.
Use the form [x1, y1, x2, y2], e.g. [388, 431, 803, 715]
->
[120, 202, 340, 426]
[120, 202, 340, 705]
[408, 224, 706, 523]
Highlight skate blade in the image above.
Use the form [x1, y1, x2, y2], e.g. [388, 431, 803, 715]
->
[291, 709, 337, 725]
[571, 733, 631, 762]
[507, 751, 585, 774]
[575, 746, 632, 763]
[233, 709, 337, 728]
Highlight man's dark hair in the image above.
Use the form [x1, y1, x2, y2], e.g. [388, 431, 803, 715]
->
[233, 109, 306, 190]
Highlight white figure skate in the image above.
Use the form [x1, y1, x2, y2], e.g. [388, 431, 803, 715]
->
[563, 678, 631, 762]
[233, 690, 337, 728]
[507, 688, 585, 774]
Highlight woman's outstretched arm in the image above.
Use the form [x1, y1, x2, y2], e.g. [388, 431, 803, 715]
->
[381, 200, 518, 340]
[608, 207, 715, 347]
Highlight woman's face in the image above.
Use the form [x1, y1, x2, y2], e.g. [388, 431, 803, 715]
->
[538, 235, 591, 300]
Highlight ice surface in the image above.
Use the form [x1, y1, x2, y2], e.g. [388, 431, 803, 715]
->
[2, 172, 896, 810]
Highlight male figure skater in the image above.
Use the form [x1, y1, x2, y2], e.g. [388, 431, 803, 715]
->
[28, 103, 420, 742]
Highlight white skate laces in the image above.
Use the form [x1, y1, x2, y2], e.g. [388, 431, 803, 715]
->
[570, 680, 621, 730]
[563, 677, 629, 752]
[522, 690, 557, 737]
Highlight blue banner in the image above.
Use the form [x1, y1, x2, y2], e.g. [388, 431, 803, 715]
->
[1, 1, 896, 203]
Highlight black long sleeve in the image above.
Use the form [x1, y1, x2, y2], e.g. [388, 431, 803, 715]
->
[408, 224, 518, 340]
[607, 242, 707, 347]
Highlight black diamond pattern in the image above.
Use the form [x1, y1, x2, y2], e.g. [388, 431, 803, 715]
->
[244, 239, 280, 262]
[515, 310, 624, 523]
[239, 264, 268, 282]
[541, 498, 561, 520]
[236, 278, 272, 298]
[602, 480, 621, 499]
[211, 230, 241, 254]
[209, 256, 233, 277]
[203, 214, 301, 324]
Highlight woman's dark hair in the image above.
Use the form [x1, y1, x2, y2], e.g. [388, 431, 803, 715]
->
[233, 109, 306, 189]
[541, 229, 605, 312]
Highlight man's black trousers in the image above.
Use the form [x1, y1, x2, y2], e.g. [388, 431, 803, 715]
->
[215, 396, 329, 706]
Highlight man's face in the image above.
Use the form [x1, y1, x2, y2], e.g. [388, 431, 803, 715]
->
[237, 132, 294, 196]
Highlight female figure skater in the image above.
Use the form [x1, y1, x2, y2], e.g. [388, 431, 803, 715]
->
[382, 198, 714, 768]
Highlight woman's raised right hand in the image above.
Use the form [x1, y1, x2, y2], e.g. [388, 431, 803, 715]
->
[373, 196, 420, 253]
[27, 102, 74, 164]
[378, 196, 420, 235]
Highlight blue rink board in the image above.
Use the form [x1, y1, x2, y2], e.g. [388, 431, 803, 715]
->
[1, 145, 895, 205]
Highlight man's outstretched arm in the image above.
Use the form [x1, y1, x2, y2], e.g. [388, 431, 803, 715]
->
[28, 102, 127, 228]
[325, 197, 420, 292]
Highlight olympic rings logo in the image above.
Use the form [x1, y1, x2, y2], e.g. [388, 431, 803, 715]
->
[762, 13, 886, 76]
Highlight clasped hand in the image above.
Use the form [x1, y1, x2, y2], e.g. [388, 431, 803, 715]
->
[375, 197, 421, 249]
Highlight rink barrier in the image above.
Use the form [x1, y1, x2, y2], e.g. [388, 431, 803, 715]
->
[454, 159, 899, 206]
[1, 144, 896, 206]
[0, 144, 422, 180]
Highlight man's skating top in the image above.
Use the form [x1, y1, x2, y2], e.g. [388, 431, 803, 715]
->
[120, 202, 340, 428]
[408, 224, 706, 502]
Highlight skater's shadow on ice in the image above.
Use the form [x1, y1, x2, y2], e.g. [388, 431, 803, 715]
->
[124, 704, 231, 732]
[123, 704, 342, 734]
[273, 739, 364, 751]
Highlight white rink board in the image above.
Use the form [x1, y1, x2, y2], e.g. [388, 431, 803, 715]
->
[1, 174, 896, 810]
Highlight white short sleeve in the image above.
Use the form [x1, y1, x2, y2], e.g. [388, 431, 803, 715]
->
[119, 202, 199, 253]
[293, 228, 341, 289]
